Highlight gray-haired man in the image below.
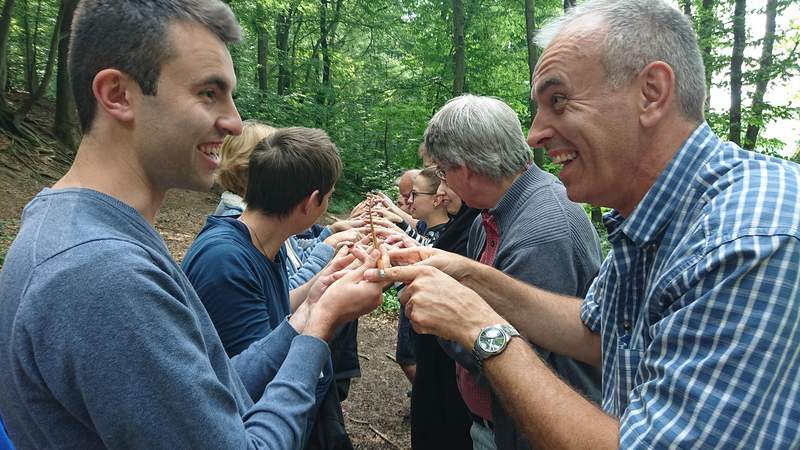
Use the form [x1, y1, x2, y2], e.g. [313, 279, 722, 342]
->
[423, 94, 602, 450]
[369, 0, 800, 448]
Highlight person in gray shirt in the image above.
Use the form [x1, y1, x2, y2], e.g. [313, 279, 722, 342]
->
[0, 1, 383, 448]
[424, 95, 602, 450]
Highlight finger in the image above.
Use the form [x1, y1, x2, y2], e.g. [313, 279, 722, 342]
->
[349, 245, 370, 262]
[364, 264, 430, 284]
[331, 253, 356, 271]
[330, 269, 350, 282]
[342, 250, 379, 281]
[379, 243, 392, 270]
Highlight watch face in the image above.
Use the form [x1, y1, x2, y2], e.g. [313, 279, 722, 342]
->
[479, 327, 507, 353]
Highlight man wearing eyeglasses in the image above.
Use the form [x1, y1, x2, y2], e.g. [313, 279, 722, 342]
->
[420, 94, 603, 450]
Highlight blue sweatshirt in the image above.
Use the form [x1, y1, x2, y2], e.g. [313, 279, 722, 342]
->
[0, 188, 329, 449]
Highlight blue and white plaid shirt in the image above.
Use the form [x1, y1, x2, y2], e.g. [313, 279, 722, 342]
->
[581, 123, 800, 448]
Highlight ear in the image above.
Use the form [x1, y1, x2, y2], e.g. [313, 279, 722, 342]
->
[300, 190, 321, 215]
[92, 69, 136, 124]
[637, 61, 674, 128]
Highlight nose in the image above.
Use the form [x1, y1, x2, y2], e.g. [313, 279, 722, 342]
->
[527, 111, 554, 149]
[218, 98, 243, 136]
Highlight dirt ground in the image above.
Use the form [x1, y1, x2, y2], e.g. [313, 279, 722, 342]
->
[0, 133, 413, 448]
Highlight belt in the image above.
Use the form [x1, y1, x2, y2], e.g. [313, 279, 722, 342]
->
[470, 412, 494, 430]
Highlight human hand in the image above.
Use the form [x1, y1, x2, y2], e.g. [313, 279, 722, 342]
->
[303, 250, 386, 341]
[365, 247, 474, 282]
[370, 208, 403, 224]
[306, 246, 357, 305]
[369, 264, 502, 347]
[329, 219, 365, 233]
[349, 200, 369, 219]
[324, 228, 365, 249]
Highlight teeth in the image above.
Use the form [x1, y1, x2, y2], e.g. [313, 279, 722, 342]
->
[198, 143, 221, 159]
[552, 152, 577, 164]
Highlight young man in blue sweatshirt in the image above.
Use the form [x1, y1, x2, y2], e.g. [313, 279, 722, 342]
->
[0, 1, 383, 448]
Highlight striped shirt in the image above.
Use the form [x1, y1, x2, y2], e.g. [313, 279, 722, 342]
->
[581, 123, 800, 448]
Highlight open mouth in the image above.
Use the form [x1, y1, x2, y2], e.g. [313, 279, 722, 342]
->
[551, 151, 577, 165]
[198, 143, 221, 163]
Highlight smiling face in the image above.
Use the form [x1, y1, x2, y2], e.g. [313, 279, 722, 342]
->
[436, 180, 462, 215]
[133, 21, 242, 194]
[407, 174, 440, 221]
[527, 21, 642, 212]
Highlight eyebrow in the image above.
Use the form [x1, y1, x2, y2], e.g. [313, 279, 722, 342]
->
[534, 76, 564, 98]
[196, 75, 232, 94]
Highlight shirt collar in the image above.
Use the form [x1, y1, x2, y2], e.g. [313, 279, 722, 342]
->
[487, 164, 550, 220]
[610, 122, 719, 248]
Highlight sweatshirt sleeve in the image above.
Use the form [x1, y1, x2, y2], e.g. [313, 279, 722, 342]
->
[18, 241, 328, 450]
[286, 242, 335, 289]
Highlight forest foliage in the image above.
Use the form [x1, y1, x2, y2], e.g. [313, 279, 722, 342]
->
[0, 0, 798, 214]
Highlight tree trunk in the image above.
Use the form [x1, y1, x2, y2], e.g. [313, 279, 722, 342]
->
[21, 0, 35, 93]
[257, 28, 269, 91]
[699, 0, 715, 111]
[54, 0, 79, 151]
[0, 0, 17, 105]
[276, 9, 292, 95]
[316, 0, 329, 110]
[383, 119, 389, 170]
[15, 0, 63, 120]
[451, 0, 465, 96]
[728, 0, 746, 145]
[681, 0, 692, 17]
[743, 0, 777, 150]
[525, 0, 544, 168]
[590, 206, 603, 226]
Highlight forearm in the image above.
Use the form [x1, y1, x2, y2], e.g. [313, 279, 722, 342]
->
[483, 339, 619, 450]
[462, 262, 601, 366]
[289, 276, 316, 312]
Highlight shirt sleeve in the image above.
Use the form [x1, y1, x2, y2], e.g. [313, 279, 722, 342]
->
[20, 241, 329, 450]
[286, 242, 335, 289]
[620, 234, 800, 449]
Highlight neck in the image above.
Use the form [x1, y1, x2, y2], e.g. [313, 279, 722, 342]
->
[616, 118, 698, 217]
[53, 132, 166, 224]
[424, 209, 450, 228]
[477, 170, 524, 210]
[239, 209, 294, 260]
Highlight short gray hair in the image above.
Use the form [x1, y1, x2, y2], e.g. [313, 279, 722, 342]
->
[423, 95, 531, 181]
[535, 0, 705, 122]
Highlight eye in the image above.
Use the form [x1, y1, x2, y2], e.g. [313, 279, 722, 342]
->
[551, 93, 567, 109]
[200, 89, 216, 101]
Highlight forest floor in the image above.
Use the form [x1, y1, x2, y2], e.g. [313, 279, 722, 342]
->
[0, 97, 413, 449]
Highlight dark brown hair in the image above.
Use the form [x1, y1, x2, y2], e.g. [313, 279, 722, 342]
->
[69, 0, 241, 133]
[245, 127, 342, 218]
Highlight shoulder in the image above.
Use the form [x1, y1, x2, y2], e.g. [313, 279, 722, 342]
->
[183, 217, 254, 268]
[696, 149, 800, 246]
[17, 239, 190, 339]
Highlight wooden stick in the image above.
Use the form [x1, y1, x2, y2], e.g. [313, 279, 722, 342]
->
[346, 417, 403, 450]
[367, 196, 384, 272]
[369, 424, 403, 450]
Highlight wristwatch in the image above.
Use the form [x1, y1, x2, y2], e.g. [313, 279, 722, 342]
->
[472, 324, 520, 365]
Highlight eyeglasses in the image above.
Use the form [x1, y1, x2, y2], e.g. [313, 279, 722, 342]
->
[409, 190, 437, 200]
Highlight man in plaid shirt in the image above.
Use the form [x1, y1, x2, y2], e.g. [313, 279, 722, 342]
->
[365, 0, 800, 448]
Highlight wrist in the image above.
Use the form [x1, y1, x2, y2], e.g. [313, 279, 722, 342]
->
[303, 309, 336, 342]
